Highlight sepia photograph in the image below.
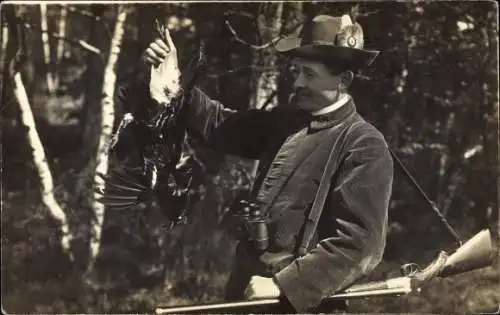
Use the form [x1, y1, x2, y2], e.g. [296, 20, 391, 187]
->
[1, 0, 499, 313]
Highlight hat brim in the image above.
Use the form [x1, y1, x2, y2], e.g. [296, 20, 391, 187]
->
[275, 36, 379, 69]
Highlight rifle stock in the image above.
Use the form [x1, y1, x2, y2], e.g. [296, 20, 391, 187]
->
[440, 228, 494, 277]
[155, 229, 494, 314]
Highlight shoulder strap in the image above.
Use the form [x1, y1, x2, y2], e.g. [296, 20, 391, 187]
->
[296, 120, 362, 257]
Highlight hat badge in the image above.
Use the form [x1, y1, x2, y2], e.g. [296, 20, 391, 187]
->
[347, 36, 357, 47]
[274, 13, 379, 68]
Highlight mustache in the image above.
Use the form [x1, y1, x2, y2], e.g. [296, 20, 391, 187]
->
[289, 89, 312, 104]
[294, 88, 312, 97]
[292, 89, 313, 100]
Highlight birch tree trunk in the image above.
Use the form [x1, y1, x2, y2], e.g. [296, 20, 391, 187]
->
[1, 8, 10, 105]
[53, 4, 67, 88]
[80, 5, 105, 150]
[277, 2, 304, 108]
[13, 72, 73, 261]
[1, 10, 9, 72]
[250, 3, 283, 110]
[249, 3, 283, 177]
[88, 5, 128, 268]
[40, 4, 55, 93]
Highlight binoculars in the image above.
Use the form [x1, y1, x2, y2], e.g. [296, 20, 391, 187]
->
[230, 199, 269, 252]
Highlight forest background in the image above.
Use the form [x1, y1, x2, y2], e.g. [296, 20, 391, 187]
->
[1, 1, 499, 313]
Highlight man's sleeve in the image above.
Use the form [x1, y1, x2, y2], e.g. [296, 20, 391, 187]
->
[185, 87, 236, 141]
[115, 65, 273, 158]
[273, 127, 394, 312]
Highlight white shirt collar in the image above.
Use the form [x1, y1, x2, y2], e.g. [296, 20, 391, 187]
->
[311, 94, 351, 116]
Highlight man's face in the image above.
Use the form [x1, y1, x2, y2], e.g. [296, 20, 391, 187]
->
[288, 57, 343, 112]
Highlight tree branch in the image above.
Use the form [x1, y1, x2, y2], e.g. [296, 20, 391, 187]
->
[67, 5, 103, 22]
[260, 90, 278, 111]
[355, 73, 373, 81]
[225, 19, 303, 51]
[350, 4, 379, 21]
[206, 65, 279, 78]
[356, 10, 379, 18]
[223, 10, 255, 19]
[22, 22, 102, 55]
[66, 5, 112, 39]
[397, 142, 447, 155]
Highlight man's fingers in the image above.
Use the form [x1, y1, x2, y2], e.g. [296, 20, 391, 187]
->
[150, 42, 168, 58]
[145, 47, 161, 61]
[145, 48, 163, 65]
[244, 282, 256, 299]
[144, 55, 160, 66]
[155, 38, 170, 53]
[244, 287, 253, 299]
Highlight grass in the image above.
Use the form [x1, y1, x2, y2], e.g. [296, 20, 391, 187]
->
[2, 184, 498, 314]
[349, 266, 499, 314]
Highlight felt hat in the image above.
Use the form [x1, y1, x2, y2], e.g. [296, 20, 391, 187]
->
[275, 14, 379, 69]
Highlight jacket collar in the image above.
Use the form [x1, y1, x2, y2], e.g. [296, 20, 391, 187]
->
[311, 94, 350, 116]
[308, 97, 357, 130]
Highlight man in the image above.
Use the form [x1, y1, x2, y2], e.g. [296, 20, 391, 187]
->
[143, 14, 393, 313]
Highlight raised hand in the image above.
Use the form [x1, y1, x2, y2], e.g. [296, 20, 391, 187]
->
[145, 37, 171, 66]
[146, 25, 181, 105]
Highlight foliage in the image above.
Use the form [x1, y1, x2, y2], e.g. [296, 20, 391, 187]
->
[1, 1, 498, 313]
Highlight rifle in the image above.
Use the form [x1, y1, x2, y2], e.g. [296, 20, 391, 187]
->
[155, 228, 494, 314]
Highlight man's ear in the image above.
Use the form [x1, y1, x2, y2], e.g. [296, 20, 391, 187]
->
[339, 71, 354, 90]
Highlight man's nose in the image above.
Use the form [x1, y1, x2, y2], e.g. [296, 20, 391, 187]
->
[293, 73, 306, 89]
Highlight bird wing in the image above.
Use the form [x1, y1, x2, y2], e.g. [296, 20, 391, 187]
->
[96, 165, 151, 209]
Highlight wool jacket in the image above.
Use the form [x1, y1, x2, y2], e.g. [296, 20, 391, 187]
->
[186, 88, 394, 312]
[117, 78, 393, 312]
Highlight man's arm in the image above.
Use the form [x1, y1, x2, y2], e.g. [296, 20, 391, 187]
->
[117, 52, 235, 137]
[119, 33, 277, 158]
[185, 87, 236, 141]
[117, 68, 277, 159]
[273, 125, 394, 312]
[138, 35, 238, 143]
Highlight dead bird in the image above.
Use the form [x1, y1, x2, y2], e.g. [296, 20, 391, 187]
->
[96, 23, 206, 230]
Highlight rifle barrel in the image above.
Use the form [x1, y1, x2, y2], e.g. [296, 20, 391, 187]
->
[156, 298, 280, 314]
[156, 229, 494, 314]
[155, 286, 412, 314]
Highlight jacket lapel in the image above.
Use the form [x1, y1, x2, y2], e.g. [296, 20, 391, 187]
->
[259, 126, 335, 213]
[258, 99, 358, 213]
[291, 99, 357, 171]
